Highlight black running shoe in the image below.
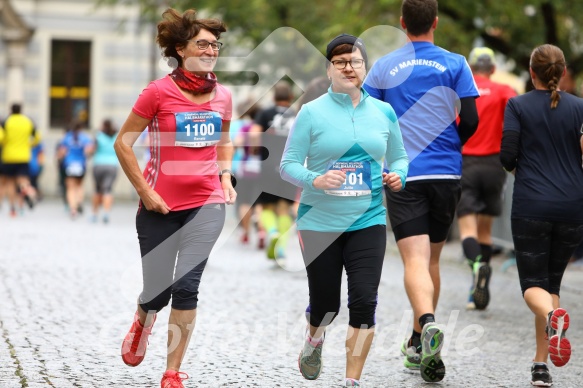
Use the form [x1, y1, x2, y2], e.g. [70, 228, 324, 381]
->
[531, 363, 552, 387]
[472, 262, 491, 310]
[23, 194, 35, 209]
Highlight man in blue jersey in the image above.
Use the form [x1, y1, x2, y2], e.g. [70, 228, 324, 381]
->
[364, 0, 479, 382]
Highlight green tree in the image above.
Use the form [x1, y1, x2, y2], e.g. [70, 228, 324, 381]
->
[97, 0, 583, 78]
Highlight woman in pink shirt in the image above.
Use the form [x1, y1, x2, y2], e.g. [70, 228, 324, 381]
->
[114, 8, 236, 388]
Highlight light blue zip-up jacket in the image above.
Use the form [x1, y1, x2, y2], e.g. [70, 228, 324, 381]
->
[280, 87, 408, 232]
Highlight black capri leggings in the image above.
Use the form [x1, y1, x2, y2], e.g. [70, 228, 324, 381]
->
[298, 225, 386, 329]
[136, 202, 225, 312]
[512, 218, 583, 296]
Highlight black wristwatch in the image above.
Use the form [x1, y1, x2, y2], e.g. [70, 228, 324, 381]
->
[219, 169, 237, 188]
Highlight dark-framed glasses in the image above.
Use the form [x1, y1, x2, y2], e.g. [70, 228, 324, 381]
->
[330, 59, 365, 70]
[190, 40, 223, 51]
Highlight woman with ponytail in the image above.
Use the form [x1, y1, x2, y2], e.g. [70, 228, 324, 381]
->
[501, 44, 583, 387]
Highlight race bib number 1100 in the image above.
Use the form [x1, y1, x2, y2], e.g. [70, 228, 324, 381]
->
[175, 111, 222, 147]
[324, 160, 372, 196]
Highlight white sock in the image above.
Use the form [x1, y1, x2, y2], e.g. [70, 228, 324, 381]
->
[308, 334, 323, 346]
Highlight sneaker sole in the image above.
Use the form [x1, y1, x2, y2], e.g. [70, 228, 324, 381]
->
[530, 380, 553, 387]
[297, 351, 322, 380]
[473, 264, 491, 310]
[420, 325, 445, 382]
[549, 308, 571, 367]
[403, 358, 420, 370]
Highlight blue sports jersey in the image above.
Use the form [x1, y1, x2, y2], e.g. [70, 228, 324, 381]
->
[29, 143, 43, 176]
[364, 41, 479, 181]
[60, 131, 93, 170]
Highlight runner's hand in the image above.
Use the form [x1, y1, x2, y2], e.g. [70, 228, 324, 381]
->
[313, 170, 346, 190]
[383, 171, 403, 192]
[222, 183, 237, 205]
[140, 189, 171, 214]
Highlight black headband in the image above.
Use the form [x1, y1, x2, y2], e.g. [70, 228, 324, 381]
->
[326, 33, 368, 64]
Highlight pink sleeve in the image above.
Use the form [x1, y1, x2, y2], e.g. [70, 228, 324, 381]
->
[132, 82, 160, 119]
[225, 91, 233, 121]
[217, 84, 233, 121]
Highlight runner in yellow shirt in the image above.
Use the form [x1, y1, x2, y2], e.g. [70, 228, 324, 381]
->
[0, 103, 40, 216]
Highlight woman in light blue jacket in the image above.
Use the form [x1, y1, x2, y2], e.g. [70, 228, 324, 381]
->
[280, 34, 408, 387]
[91, 119, 119, 223]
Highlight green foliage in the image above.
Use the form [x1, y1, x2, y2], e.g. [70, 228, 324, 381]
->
[96, 0, 583, 78]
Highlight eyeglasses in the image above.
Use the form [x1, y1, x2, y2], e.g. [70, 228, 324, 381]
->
[330, 59, 365, 70]
[189, 39, 224, 51]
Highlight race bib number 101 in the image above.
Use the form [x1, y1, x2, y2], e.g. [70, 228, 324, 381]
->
[324, 160, 372, 196]
[175, 111, 222, 147]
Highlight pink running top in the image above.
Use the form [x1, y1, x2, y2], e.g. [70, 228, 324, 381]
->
[132, 75, 232, 210]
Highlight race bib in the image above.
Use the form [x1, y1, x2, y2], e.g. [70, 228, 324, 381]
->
[175, 111, 222, 147]
[242, 154, 261, 176]
[324, 160, 372, 196]
[66, 162, 85, 177]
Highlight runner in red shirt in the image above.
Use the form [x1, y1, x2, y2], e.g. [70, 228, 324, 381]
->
[456, 47, 516, 310]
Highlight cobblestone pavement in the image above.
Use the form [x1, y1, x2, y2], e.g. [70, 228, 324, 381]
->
[1, 200, 583, 387]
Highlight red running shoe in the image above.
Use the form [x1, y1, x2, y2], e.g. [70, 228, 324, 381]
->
[240, 232, 249, 244]
[547, 308, 571, 367]
[161, 370, 189, 388]
[257, 230, 266, 249]
[121, 312, 156, 367]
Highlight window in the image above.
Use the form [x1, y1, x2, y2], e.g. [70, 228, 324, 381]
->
[50, 40, 91, 128]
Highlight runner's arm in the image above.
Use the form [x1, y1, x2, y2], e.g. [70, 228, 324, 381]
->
[458, 97, 479, 145]
[114, 111, 170, 214]
[500, 130, 519, 173]
[217, 120, 236, 205]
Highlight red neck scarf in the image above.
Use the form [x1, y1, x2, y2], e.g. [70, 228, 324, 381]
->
[170, 67, 217, 95]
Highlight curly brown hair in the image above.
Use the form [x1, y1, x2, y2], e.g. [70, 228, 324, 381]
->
[530, 44, 566, 109]
[156, 8, 227, 68]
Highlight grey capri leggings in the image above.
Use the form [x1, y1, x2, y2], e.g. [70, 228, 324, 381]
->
[512, 218, 583, 296]
[93, 165, 118, 194]
[136, 202, 225, 312]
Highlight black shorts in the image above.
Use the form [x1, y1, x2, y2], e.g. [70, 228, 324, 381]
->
[512, 218, 583, 295]
[457, 155, 506, 217]
[256, 169, 297, 205]
[0, 163, 29, 177]
[386, 180, 461, 242]
[257, 192, 295, 205]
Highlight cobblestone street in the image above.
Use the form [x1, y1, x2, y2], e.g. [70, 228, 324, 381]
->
[1, 200, 582, 387]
